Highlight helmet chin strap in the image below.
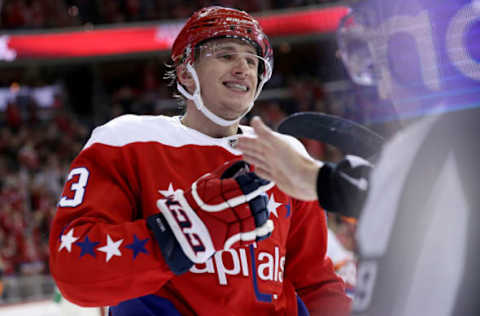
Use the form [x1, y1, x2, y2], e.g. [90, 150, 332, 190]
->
[177, 62, 269, 127]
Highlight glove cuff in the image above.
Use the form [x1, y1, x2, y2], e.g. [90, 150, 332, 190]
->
[316, 162, 336, 212]
[146, 213, 194, 275]
[156, 193, 216, 264]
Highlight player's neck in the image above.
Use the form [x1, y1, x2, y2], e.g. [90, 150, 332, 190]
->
[181, 107, 239, 138]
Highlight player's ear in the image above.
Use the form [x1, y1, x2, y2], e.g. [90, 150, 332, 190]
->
[177, 64, 195, 93]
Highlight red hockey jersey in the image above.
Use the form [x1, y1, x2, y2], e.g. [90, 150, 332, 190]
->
[49, 115, 350, 315]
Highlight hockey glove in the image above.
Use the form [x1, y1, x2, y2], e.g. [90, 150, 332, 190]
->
[147, 160, 274, 275]
[317, 155, 372, 219]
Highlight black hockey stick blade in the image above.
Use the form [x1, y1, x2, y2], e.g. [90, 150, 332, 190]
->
[277, 112, 384, 158]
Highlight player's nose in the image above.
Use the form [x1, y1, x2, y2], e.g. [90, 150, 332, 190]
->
[232, 57, 250, 76]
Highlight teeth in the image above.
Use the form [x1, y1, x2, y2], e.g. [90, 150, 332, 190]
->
[225, 82, 248, 91]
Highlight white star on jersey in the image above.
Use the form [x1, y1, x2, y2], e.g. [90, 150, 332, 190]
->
[58, 228, 79, 253]
[98, 234, 123, 262]
[267, 194, 283, 218]
[159, 183, 176, 197]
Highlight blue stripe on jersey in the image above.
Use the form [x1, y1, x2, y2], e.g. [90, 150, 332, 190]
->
[109, 295, 182, 316]
[249, 244, 273, 303]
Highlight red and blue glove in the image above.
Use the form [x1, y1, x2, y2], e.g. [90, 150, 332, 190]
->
[147, 160, 274, 274]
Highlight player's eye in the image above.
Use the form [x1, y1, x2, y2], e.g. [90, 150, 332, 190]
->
[246, 56, 258, 67]
[217, 53, 234, 61]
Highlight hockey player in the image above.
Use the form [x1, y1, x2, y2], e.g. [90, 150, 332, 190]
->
[49, 6, 351, 316]
[237, 0, 480, 315]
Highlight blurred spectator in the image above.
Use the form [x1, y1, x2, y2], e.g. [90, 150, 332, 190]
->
[252, 99, 287, 129]
[5, 101, 22, 131]
[1, 0, 28, 29]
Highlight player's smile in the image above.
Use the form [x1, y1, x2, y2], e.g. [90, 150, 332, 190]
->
[223, 80, 250, 93]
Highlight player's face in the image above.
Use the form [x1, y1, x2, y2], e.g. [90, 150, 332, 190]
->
[194, 39, 259, 120]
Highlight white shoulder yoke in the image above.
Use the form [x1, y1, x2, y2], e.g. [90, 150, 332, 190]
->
[82, 115, 247, 155]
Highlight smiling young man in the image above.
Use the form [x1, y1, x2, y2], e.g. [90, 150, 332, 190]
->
[178, 38, 260, 137]
[49, 6, 351, 316]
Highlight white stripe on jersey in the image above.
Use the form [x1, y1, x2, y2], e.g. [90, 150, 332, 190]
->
[83, 115, 247, 155]
[82, 114, 309, 157]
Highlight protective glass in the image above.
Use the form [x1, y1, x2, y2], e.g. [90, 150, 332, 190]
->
[197, 42, 272, 81]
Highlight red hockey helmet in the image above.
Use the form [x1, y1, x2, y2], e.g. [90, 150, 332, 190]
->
[171, 6, 273, 81]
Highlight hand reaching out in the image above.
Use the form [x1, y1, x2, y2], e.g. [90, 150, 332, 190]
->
[237, 116, 323, 201]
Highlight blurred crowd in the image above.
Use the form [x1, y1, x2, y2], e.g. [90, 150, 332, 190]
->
[0, 88, 88, 281]
[1, 0, 344, 30]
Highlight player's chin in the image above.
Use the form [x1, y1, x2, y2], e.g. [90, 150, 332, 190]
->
[221, 103, 251, 118]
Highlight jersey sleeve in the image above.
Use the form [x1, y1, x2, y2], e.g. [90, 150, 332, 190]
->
[286, 199, 352, 316]
[49, 141, 174, 307]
